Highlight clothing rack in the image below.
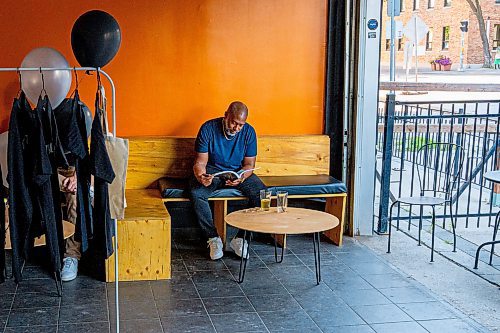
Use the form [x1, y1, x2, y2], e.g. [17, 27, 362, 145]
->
[0, 67, 120, 333]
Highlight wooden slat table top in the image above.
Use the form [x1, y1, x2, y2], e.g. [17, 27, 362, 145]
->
[225, 207, 339, 234]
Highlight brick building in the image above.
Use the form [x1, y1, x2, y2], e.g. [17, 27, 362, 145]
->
[381, 0, 500, 67]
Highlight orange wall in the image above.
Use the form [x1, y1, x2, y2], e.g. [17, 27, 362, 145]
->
[0, 0, 327, 136]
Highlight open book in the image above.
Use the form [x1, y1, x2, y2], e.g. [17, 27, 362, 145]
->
[211, 167, 260, 181]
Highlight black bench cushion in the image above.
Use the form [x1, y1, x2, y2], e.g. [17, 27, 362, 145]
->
[159, 175, 346, 199]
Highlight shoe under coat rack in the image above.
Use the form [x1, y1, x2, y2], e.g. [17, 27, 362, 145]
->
[0, 66, 121, 333]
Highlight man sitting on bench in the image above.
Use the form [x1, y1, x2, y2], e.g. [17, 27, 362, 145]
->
[189, 101, 266, 260]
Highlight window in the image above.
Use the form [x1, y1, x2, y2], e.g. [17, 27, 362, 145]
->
[413, 0, 420, 10]
[444, 0, 451, 7]
[496, 0, 500, 4]
[493, 25, 500, 50]
[398, 38, 404, 51]
[442, 26, 450, 50]
[400, 0, 406, 11]
[428, 0, 435, 8]
[385, 39, 391, 51]
[426, 29, 433, 50]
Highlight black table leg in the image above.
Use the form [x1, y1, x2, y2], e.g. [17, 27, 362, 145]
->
[54, 271, 63, 297]
[237, 230, 252, 283]
[313, 232, 321, 285]
[274, 234, 284, 263]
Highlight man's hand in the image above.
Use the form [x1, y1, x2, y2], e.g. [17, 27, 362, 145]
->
[225, 178, 242, 187]
[62, 175, 77, 194]
[197, 173, 214, 187]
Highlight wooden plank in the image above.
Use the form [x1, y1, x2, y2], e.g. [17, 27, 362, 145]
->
[323, 196, 346, 246]
[123, 189, 168, 220]
[125, 135, 330, 189]
[213, 200, 227, 248]
[105, 217, 171, 282]
[380, 81, 500, 92]
[378, 123, 498, 134]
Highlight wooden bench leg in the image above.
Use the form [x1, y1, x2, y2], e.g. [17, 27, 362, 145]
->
[213, 200, 228, 248]
[323, 196, 346, 246]
[271, 234, 287, 248]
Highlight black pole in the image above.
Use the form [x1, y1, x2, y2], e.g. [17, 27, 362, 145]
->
[324, 0, 346, 180]
[377, 93, 396, 233]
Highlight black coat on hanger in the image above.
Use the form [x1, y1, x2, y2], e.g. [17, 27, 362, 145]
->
[89, 94, 115, 259]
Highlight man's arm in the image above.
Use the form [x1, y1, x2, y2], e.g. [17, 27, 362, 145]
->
[193, 152, 214, 187]
[226, 156, 256, 186]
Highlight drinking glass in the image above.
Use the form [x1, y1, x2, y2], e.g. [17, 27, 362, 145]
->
[277, 191, 288, 213]
[260, 190, 271, 211]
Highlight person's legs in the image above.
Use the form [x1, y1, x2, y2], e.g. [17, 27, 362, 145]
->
[61, 191, 80, 281]
[188, 175, 224, 239]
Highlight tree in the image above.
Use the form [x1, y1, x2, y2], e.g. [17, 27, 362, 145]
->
[465, 0, 493, 67]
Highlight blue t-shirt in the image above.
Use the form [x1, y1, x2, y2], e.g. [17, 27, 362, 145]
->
[195, 117, 257, 172]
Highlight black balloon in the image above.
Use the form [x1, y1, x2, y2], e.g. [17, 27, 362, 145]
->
[71, 10, 121, 68]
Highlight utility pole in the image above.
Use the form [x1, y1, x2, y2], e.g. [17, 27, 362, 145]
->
[459, 20, 468, 71]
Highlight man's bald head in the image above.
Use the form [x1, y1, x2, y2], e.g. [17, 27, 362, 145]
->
[223, 101, 248, 137]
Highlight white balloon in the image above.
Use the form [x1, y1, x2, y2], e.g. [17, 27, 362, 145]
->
[21, 47, 71, 108]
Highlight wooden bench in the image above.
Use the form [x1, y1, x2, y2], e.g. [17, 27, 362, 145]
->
[105, 135, 347, 282]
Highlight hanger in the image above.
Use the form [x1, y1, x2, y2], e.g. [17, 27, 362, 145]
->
[16, 68, 22, 98]
[39, 67, 48, 98]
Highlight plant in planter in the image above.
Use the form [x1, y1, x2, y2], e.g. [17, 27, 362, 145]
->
[436, 56, 452, 71]
[429, 60, 437, 71]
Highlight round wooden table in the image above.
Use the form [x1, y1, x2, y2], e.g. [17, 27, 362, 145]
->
[225, 207, 339, 284]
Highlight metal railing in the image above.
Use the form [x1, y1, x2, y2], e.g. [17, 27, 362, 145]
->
[377, 94, 500, 232]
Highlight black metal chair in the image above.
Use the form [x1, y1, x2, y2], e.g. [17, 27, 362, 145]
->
[387, 143, 464, 262]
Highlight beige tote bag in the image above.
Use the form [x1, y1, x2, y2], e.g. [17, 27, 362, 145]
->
[99, 86, 129, 220]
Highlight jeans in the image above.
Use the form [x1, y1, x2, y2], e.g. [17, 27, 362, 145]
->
[189, 171, 266, 240]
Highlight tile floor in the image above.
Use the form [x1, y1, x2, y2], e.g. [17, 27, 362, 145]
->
[0, 235, 490, 333]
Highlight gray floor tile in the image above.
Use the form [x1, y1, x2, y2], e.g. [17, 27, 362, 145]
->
[223, 256, 266, 271]
[161, 314, 216, 333]
[364, 273, 415, 289]
[3, 325, 57, 333]
[0, 309, 9, 327]
[371, 321, 429, 333]
[336, 288, 391, 306]
[59, 302, 109, 324]
[210, 312, 267, 333]
[269, 265, 316, 284]
[195, 281, 245, 298]
[58, 321, 110, 333]
[248, 293, 302, 312]
[306, 305, 366, 328]
[189, 269, 235, 284]
[292, 283, 345, 310]
[184, 258, 227, 272]
[16, 279, 61, 295]
[260, 254, 304, 267]
[171, 259, 187, 272]
[155, 298, 206, 317]
[295, 252, 344, 266]
[61, 287, 108, 306]
[379, 287, 436, 304]
[0, 293, 14, 310]
[20, 266, 53, 280]
[202, 296, 255, 314]
[107, 281, 154, 303]
[0, 280, 18, 294]
[109, 300, 158, 321]
[63, 276, 107, 291]
[150, 280, 199, 300]
[323, 325, 376, 333]
[259, 309, 319, 332]
[112, 319, 163, 333]
[352, 304, 413, 324]
[7, 307, 59, 327]
[12, 292, 60, 309]
[399, 301, 457, 321]
[347, 262, 397, 276]
[161, 315, 215, 333]
[419, 318, 483, 333]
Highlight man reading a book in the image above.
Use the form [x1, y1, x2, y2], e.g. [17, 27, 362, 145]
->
[190, 101, 266, 260]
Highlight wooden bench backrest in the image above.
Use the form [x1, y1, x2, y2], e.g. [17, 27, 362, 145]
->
[125, 135, 330, 189]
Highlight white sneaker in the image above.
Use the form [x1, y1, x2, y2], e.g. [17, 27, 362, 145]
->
[207, 237, 224, 260]
[61, 257, 78, 282]
[230, 237, 249, 259]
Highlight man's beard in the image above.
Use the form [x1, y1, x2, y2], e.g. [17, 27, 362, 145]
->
[223, 119, 237, 136]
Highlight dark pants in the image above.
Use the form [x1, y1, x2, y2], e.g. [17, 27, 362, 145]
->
[189, 171, 266, 239]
